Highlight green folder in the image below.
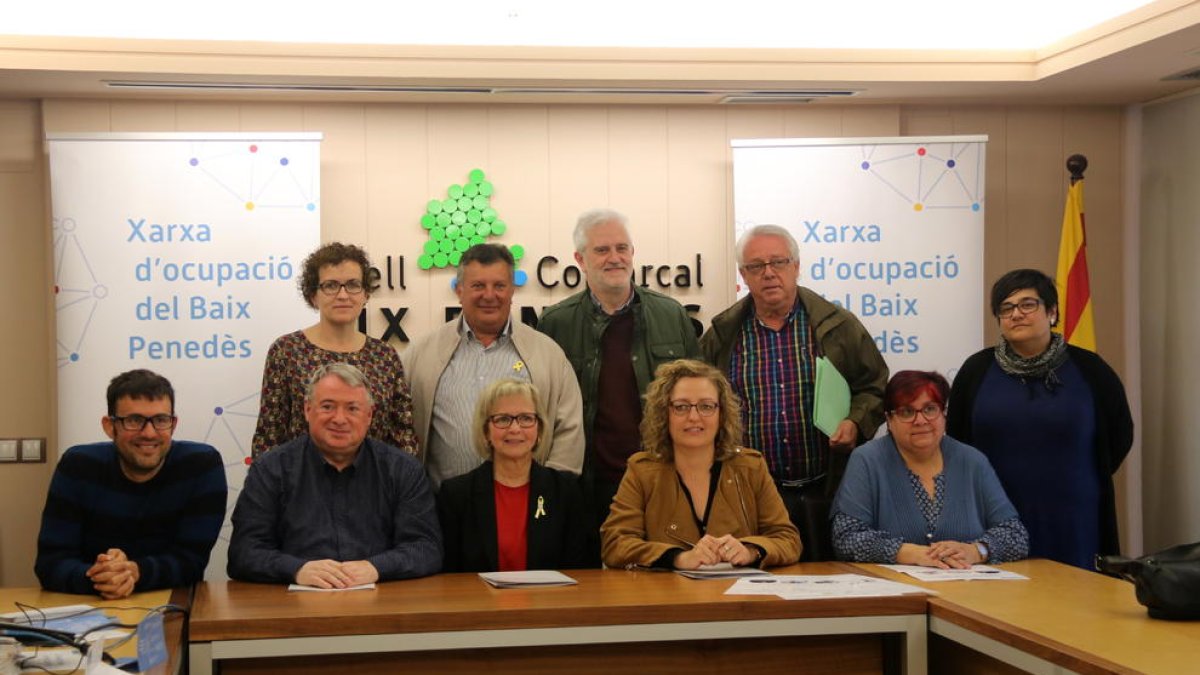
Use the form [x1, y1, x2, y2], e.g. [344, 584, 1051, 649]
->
[813, 356, 851, 437]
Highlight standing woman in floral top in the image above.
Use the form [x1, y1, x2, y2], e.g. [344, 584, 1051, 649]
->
[831, 370, 1028, 568]
[251, 242, 418, 459]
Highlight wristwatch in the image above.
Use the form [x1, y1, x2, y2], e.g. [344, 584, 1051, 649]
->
[746, 544, 763, 566]
[975, 541, 989, 563]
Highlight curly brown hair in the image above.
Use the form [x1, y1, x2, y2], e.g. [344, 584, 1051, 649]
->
[640, 359, 742, 462]
[298, 242, 374, 309]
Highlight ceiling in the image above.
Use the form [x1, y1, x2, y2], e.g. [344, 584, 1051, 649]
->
[2, 2, 1200, 106]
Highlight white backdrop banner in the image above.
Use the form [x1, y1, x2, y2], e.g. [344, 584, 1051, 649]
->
[731, 136, 986, 379]
[48, 132, 321, 578]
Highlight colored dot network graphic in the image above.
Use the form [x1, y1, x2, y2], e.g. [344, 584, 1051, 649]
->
[419, 169, 528, 287]
[184, 142, 322, 501]
[187, 142, 318, 213]
[52, 217, 106, 369]
[858, 141, 983, 213]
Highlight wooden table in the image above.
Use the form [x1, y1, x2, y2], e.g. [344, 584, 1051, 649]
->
[860, 560, 1200, 675]
[0, 586, 186, 674]
[189, 563, 929, 675]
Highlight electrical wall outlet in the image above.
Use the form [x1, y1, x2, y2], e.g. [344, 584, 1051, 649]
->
[0, 439, 17, 462]
[20, 438, 45, 462]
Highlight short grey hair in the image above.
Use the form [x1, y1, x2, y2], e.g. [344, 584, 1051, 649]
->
[734, 224, 800, 266]
[573, 208, 629, 254]
[304, 362, 375, 407]
[472, 379, 546, 460]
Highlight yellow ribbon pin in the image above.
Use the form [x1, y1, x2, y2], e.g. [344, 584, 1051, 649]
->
[513, 360, 525, 373]
[534, 495, 546, 519]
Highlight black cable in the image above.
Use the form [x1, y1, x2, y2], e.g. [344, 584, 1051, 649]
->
[11, 601, 187, 627]
[3, 601, 188, 668]
[11, 602, 105, 628]
[0, 621, 115, 666]
[0, 622, 79, 647]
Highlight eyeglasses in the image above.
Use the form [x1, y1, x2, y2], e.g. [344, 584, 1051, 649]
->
[669, 401, 720, 417]
[998, 298, 1043, 318]
[740, 258, 794, 277]
[110, 414, 176, 432]
[888, 404, 943, 423]
[489, 413, 538, 429]
[317, 279, 365, 296]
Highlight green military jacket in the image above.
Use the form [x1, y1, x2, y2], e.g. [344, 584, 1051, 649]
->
[537, 285, 701, 440]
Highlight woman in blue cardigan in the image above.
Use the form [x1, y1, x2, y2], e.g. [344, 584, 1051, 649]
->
[831, 370, 1028, 568]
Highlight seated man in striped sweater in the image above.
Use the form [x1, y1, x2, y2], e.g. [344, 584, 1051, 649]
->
[35, 369, 228, 599]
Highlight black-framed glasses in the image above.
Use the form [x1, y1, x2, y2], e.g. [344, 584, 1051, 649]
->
[998, 298, 1043, 318]
[888, 404, 942, 423]
[110, 414, 176, 432]
[317, 279, 365, 296]
[740, 258, 793, 277]
[669, 401, 720, 417]
[489, 413, 538, 429]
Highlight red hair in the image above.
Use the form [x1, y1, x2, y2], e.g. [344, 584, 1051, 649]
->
[884, 370, 950, 412]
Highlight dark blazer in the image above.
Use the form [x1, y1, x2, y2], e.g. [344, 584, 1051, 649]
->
[436, 461, 596, 572]
[947, 344, 1134, 556]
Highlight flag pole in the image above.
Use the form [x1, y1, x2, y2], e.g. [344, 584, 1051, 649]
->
[1057, 153, 1096, 350]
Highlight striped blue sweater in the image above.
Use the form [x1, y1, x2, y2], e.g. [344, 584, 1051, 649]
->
[35, 441, 227, 594]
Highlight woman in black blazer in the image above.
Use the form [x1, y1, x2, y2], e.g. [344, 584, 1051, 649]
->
[436, 379, 593, 572]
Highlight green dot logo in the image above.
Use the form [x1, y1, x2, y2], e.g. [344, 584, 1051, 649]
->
[418, 169, 528, 286]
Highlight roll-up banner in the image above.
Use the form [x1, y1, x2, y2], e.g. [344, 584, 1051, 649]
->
[731, 136, 986, 380]
[48, 132, 322, 577]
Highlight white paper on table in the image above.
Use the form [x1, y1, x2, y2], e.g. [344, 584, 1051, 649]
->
[726, 573, 930, 600]
[478, 570, 578, 588]
[676, 563, 771, 579]
[287, 583, 376, 592]
[0, 604, 95, 623]
[722, 576, 803, 595]
[84, 635, 105, 674]
[879, 564, 1028, 581]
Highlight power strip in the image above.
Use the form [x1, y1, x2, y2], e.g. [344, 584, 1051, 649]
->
[20, 647, 85, 670]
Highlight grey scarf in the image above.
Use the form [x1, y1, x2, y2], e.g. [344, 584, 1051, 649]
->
[993, 331, 1068, 391]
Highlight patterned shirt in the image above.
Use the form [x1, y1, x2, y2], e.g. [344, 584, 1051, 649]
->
[426, 318, 532, 486]
[251, 330, 418, 459]
[832, 471, 1029, 563]
[728, 299, 826, 481]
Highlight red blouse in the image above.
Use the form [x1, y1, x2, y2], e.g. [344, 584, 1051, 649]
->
[494, 481, 529, 571]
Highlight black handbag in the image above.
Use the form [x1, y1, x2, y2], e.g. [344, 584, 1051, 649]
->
[1096, 541, 1200, 620]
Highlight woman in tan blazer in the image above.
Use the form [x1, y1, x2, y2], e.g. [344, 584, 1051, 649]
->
[601, 359, 801, 570]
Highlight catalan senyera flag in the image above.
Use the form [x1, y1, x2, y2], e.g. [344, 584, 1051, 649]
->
[1054, 180, 1096, 351]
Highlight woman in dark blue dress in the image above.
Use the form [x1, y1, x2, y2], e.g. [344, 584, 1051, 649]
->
[947, 269, 1133, 569]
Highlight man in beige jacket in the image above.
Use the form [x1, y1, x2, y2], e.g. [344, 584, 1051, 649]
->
[402, 244, 584, 487]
